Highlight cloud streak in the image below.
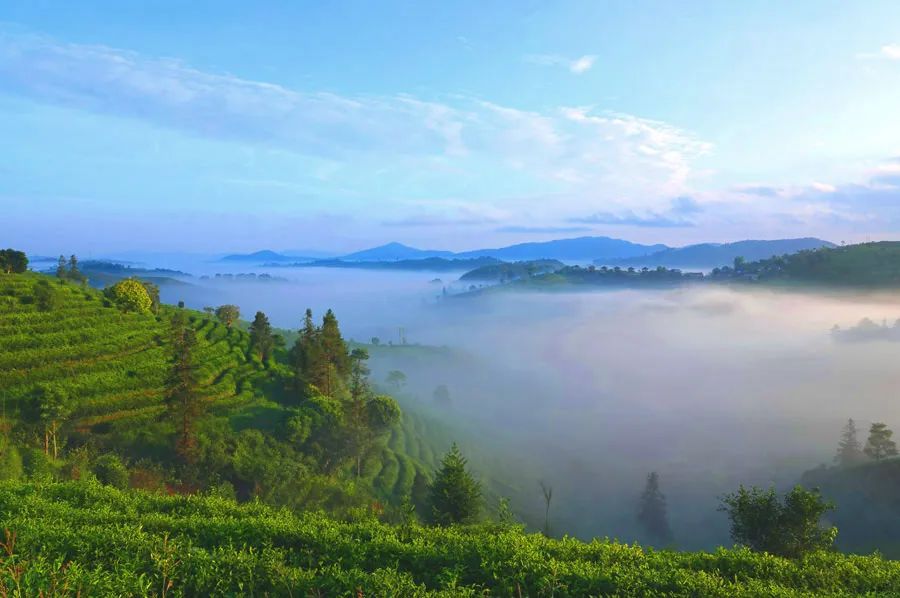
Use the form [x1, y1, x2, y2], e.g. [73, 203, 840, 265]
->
[568, 196, 703, 228]
[524, 53, 597, 74]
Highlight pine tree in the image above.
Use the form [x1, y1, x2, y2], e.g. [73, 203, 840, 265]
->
[429, 443, 482, 525]
[834, 418, 864, 467]
[68, 254, 81, 281]
[637, 471, 673, 545]
[864, 422, 899, 461]
[56, 255, 67, 279]
[290, 308, 321, 394]
[320, 309, 350, 381]
[165, 313, 203, 468]
[248, 311, 275, 362]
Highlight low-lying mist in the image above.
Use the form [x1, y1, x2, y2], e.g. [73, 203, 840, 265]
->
[162, 266, 900, 549]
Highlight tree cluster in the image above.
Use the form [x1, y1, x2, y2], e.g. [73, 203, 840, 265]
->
[56, 255, 85, 283]
[0, 249, 28, 274]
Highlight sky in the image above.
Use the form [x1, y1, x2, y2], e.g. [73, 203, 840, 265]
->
[2, 1, 900, 255]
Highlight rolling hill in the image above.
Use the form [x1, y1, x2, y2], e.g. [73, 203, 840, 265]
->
[606, 238, 835, 269]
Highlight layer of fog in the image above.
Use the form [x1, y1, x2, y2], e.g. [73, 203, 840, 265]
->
[158, 263, 900, 548]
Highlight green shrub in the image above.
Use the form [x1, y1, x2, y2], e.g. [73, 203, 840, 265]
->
[21, 448, 57, 482]
[93, 453, 129, 489]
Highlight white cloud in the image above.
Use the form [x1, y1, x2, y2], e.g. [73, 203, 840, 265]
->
[569, 55, 596, 74]
[881, 44, 900, 60]
[525, 53, 597, 74]
[810, 182, 836, 193]
[856, 43, 900, 61]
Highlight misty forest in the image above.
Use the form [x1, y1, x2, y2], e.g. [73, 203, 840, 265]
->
[6, 1, 900, 595]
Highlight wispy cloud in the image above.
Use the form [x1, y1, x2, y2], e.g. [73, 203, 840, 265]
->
[856, 43, 900, 61]
[524, 53, 597, 74]
[0, 28, 709, 223]
[568, 197, 702, 228]
[495, 225, 592, 234]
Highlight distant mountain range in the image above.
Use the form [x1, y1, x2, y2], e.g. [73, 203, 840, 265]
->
[222, 236, 667, 264]
[221, 236, 835, 267]
[271, 256, 500, 272]
[221, 250, 317, 263]
[603, 238, 835, 269]
[338, 242, 456, 261]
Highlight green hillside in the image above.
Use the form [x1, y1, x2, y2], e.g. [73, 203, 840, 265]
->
[0, 272, 441, 509]
[2, 481, 900, 596]
[0, 272, 271, 442]
[715, 241, 900, 287]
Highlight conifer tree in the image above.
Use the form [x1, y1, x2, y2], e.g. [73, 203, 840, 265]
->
[429, 443, 482, 525]
[864, 422, 899, 461]
[637, 471, 673, 544]
[320, 309, 350, 381]
[248, 311, 275, 362]
[834, 418, 864, 467]
[165, 313, 203, 468]
[56, 255, 67, 279]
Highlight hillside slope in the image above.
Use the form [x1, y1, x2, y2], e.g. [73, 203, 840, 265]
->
[0, 272, 268, 439]
[0, 272, 440, 506]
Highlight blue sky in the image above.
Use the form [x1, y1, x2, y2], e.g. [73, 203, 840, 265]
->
[2, 1, 900, 254]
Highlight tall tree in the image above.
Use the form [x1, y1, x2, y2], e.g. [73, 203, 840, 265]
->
[248, 311, 275, 362]
[290, 308, 321, 395]
[864, 422, 898, 461]
[429, 443, 482, 525]
[164, 313, 203, 468]
[67, 254, 84, 282]
[320, 309, 350, 381]
[540, 481, 553, 536]
[56, 255, 67, 278]
[33, 384, 70, 458]
[834, 418, 865, 467]
[637, 472, 674, 544]
[349, 348, 371, 400]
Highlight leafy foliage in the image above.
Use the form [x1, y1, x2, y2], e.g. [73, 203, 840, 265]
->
[719, 485, 837, 558]
[105, 278, 153, 314]
[0, 249, 28, 274]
